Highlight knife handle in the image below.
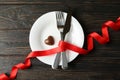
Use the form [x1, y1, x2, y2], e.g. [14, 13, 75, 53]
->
[61, 52, 68, 69]
[52, 53, 61, 69]
[60, 32, 68, 69]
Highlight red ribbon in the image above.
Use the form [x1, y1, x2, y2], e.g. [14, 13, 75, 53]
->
[0, 17, 120, 80]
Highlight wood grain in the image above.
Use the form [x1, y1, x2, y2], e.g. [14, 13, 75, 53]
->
[0, 0, 120, 80]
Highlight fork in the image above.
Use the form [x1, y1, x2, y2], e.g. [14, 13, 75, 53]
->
[52, 11, 68, 69]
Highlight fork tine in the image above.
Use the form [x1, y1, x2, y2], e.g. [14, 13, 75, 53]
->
[56, 12, 59, 25]
[61, 12, 65, 25]
[56, 11, 64, 26]
[59, 11, 62, 25]
[60, 11, 64, 25]
[58, 11, 62, 25]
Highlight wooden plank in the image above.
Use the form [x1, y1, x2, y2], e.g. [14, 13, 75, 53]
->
[17, 70, 120, 80]
[0, 30, 28, 41]
[0, 4, 119, 30]
[0, 0, 119, 5]
[0, 2, 61, 5]
[0, 56, 119, 73]
[5, 68, 120, 80]
[0, 5, 67, 30]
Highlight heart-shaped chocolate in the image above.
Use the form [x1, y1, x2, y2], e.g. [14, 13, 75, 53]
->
[44, 36, 55, 45]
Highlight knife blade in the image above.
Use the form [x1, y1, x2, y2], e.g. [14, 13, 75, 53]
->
[63, 12, 72, 39]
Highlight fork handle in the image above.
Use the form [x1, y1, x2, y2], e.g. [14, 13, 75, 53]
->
[61, 52, 68, 69]
[52, 53, 61, 69]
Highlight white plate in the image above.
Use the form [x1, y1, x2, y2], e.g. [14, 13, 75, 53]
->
[29, 11, 84, 65]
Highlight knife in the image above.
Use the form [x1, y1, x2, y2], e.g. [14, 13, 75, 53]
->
[61, 12, 72, 69]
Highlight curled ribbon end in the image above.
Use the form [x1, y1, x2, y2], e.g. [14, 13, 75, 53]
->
[0, 73, 9, 80]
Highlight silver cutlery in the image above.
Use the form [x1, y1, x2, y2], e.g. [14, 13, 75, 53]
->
[52, 11, 72, 69]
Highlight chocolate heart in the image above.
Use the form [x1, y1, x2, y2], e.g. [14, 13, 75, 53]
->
[44, 36, 55, 45]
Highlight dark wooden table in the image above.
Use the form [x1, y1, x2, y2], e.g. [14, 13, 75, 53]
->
[0, 0, 120, 80]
